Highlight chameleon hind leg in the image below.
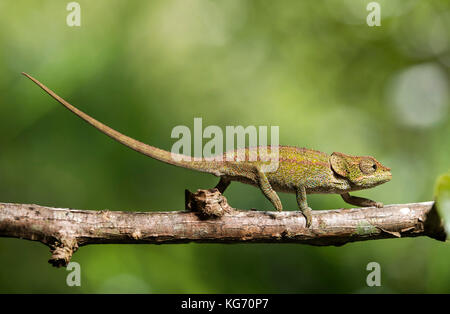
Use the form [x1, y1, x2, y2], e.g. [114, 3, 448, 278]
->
[296, 186, 312, 227]
[215, 177, 231, 193]
[255, 168, 283, 211]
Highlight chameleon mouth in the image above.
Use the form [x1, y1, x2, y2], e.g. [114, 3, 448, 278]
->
[378, 174, 392, 185]
[386, 172, 393, 181]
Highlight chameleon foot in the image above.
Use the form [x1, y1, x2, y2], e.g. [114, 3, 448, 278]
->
[301, 207, 312, 228]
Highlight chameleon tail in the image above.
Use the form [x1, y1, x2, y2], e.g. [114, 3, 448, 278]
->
[22, 72, 221, 176]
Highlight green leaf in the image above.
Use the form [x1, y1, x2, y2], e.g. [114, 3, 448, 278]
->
[434, 173, 450, 241]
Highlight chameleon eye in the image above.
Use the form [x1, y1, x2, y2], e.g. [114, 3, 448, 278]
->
[359, 159, 377, 174]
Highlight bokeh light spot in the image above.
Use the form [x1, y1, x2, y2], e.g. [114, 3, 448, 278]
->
[387, 63, 449, 128]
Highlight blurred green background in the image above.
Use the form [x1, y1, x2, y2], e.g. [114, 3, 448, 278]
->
[0, 0, 449, 293]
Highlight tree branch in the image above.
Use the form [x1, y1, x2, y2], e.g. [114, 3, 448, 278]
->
[0, 189, 445, 267]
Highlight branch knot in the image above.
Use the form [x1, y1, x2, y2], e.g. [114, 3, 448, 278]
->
[48, 238, 78, 268]
[185, 188, 233, 217]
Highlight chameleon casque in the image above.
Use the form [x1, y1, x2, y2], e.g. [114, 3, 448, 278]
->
[23, 73, 392, 227]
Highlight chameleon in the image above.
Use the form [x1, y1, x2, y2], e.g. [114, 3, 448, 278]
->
[22, 72, 392, 227]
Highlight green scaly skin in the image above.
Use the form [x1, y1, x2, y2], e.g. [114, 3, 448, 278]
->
[23, 73, 392, 227]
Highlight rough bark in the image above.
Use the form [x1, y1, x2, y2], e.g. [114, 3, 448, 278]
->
[0, 189, 445, 267]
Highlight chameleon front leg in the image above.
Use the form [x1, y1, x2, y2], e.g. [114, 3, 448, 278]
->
[255, 168, 283, 211]
[296, 186, 312, 227]
[340, 192, 383, 208]
[215, 177, 231, 193]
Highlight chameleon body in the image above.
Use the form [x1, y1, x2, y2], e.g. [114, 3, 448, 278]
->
[23, 73, 392, 227]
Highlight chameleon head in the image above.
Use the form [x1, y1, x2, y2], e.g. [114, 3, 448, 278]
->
[330, 152, 392, 189]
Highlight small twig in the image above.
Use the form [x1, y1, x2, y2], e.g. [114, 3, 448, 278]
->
[0, 190, 445, 267]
